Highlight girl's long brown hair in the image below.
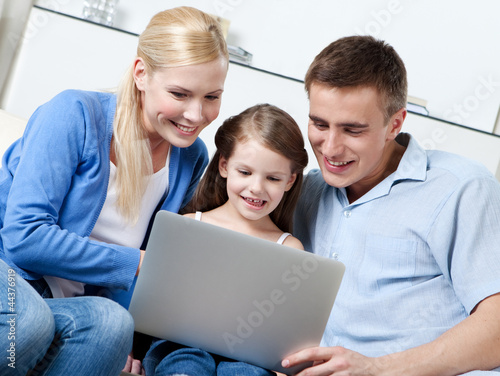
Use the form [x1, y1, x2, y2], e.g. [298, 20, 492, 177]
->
[187, 104, 308, 233]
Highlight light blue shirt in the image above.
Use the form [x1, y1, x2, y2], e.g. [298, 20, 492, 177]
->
[294, 133, 500, 372]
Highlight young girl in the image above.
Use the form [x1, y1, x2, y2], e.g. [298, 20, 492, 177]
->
[143, 103, 309, 376]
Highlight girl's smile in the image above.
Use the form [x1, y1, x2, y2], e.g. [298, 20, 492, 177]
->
[219, 139, 297, 222]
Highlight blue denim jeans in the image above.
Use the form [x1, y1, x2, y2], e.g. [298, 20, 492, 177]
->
[0, 259, 134, 375]
[143, 340, 277, 376]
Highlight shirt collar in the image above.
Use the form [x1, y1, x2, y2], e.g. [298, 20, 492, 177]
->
[392, 132, 428, 183]
[339, 132, 428, 207]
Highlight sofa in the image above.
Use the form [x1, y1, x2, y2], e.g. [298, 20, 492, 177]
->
[0, 109, 26, 163]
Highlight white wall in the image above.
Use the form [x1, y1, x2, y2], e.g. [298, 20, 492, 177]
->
[0, 6, 137, 117]
[34, 0, 500, 133]
[2, 6, 500, 182]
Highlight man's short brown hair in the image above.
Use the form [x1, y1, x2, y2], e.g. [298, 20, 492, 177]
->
[305, 35, 408, 122]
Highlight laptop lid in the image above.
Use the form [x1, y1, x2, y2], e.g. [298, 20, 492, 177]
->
[129, 210, 345, 375]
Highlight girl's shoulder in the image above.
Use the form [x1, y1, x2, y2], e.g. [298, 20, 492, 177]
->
[281, 234, 304, 250]
[184, 207, 304, 250]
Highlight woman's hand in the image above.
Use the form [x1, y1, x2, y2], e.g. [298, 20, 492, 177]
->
[135, 250, 146, 276]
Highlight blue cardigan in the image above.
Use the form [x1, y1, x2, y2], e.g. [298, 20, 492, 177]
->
[0, 90, 208, 293]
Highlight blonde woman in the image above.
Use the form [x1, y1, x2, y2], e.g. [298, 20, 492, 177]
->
[0, 7, 228, 375]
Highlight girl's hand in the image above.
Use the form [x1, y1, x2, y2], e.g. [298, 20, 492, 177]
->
[122, 354, 146, 375]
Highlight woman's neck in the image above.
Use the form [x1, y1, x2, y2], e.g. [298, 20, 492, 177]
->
[109, 136, 170, 173]
[150, 139, 170, 173]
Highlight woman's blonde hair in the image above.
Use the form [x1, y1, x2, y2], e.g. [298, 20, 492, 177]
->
[113, 6, 228, 222]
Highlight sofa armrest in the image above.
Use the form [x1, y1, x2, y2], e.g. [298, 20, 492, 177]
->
[0, 109, 27, 165]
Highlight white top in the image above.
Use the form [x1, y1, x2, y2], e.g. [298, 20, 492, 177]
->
[45, 153, 170, 298]
[276, 232, 291, 245]
[194, 211, 291, 245]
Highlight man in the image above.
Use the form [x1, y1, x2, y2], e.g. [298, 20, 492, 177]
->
[282, 36, 500, 375]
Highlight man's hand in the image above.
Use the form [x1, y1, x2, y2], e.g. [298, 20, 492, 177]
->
[283, 294, 500, 376]
[282, 346, 379, 376]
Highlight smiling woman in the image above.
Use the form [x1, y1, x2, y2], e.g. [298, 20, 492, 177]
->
[0, 6, 228, 374]
[132, 57, 227, 156]
[112, 6, 229, 222]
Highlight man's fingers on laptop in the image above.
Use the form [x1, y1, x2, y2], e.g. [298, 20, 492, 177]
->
[282, 346, 339, 369]
[283, 346, 326, 365]
[284, 347, 381, 376]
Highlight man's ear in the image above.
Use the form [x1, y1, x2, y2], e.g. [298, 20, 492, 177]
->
[218, 156, 228, 178]
[387, 107, 407, 141]
[133, 57, 147, 91]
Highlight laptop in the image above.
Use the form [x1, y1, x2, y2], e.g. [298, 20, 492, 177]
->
[129, 210, 345, 375]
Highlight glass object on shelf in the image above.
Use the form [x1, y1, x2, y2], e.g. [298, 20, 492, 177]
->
[228, 45, 253, 65]
[82, 0, 119, 27]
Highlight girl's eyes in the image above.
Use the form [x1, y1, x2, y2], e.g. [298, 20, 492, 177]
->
[238, 170, 281, 181]
[236, 170, 281, 182]
[205, 95, 220, 101]
[235, 168, 285, 183]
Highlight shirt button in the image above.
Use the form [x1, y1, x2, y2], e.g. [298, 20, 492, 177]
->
[343, 210, 352, 218]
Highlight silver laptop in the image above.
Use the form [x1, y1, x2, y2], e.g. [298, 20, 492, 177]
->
[129, 210, 345, 375]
